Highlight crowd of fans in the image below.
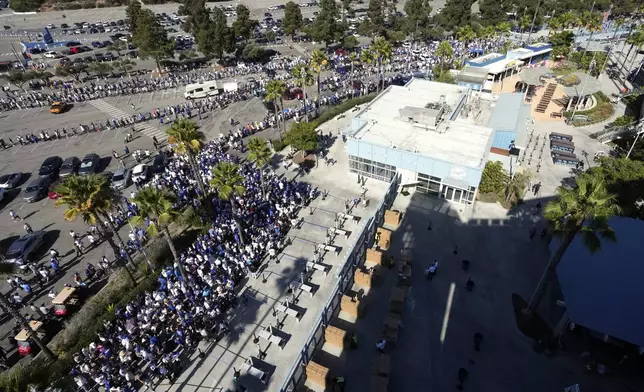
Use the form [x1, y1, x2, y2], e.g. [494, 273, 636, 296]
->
[72, 138, 315, 391]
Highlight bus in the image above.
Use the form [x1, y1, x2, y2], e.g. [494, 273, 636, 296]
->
[550, 132, 573, 142]
[550, 139, 575, 154]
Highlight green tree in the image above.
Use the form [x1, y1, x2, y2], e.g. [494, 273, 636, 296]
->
[193, 8, 234, 59]
[479, 0, 506, 27]
[624, 28, 644, 73]
[343, 35, 360, 49]
[55, 64, 88, 83]
[54, 174, 136, 284]
[370, 37, 392, 91]
[88, 62, 114, 78]
[265, 79, 287, 136]
[247, 138, 273, 198]
[233, 4, 259, 42]
[126, 0, 144, 31]
[114, 58, 136, 77]
[131, 9, 175, 71]
[611, 115, 634, 127]
[210, 162, 247, 244]
[549, 31, 575, 58]
[241, 44, 266, 61]
[456, 24, 476, 43]
[504, 171, 532, 202]
[433, 67, 456, 84]
[435, 40, 455, 69]
[495, 21, 512, 36]
[479, 161, 508, 194]
[439, 0, 475, 29]
[284, 121, 319, 151]
[1, 70, 38, 91]
[310, 49, 328, 99]
[404, 0, 432, 36]
[108, 39, 127, 57]
[265, 30, 277, 43]
[166, 119, 208, 198]
[525, 174, 620, 313]
[291, 63, 314, 121]
[283, 1, 304, 39]
[586, 157, 644, 219]
[312, 0, 343, 46]
[130, 187, 188, 282]
[367, 0, 385, 35]
[0, 263, 55, 360]
[9, 0, 43, 12]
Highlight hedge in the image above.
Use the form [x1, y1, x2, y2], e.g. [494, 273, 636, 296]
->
[312, 94, 376, 126]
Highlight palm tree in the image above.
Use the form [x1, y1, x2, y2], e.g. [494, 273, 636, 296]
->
[480, 25, 495, 40]
[457, 25, 475, 44]
[524, 174, 621, 314]
[360, 48, 376, 90]
[291, 63, 314, 122]
[265, 79, 287, 137]
[371, 37, 392, 92]
[435, 40, 455, 70]
[0, 263, 56, 360]
[210, 162, 247, 245]
[130, 187, 189, 283]
[310, 49, 328, 100]
[166, 119, 208, 198]
[55, 174, 136, 285]
[348, 52, 359, 98]
[247, 138, 273, 198]
[560, 10, 576, 30]
[495, 21, 512, 37]
[625, 28, 644, 73]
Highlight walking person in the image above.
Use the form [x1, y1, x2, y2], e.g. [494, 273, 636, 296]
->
[23, 222, 33, 234]
[74, 240, 84, 258]
[425, 260, 438, 280]
[9, 209, 22, 221]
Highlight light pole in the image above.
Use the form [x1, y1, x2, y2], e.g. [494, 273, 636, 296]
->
[626, 123, 644, 159]
[526, 0, 542, 44]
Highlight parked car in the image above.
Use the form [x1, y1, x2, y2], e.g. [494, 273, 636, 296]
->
[23, 177, 51, 202]
[44, 51, 59, 59]
[151, 154, 169, 174]
[91, 41, 103, 48]
[131, 164, 148, 183]
[0, 172, 22, 189]
[38, 156, 62, 179]
[78, 153, 101, 175]
[66, 41, 81, 47]
[4, 231, 45, 264]
[111, 166, 131, 190]
[59, 156, 80, 178]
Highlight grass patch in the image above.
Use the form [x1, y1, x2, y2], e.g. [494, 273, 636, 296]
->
[563, 91, 615, 126]
[551, 65, 578, 76]
[313, 94, 376, 126]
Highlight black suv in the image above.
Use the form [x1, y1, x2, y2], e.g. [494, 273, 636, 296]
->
[38, 156, 63, 180]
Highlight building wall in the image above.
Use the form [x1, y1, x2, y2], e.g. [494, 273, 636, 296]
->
[346, 139, 484, 188]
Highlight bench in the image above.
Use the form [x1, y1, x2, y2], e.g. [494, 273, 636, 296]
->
[259, 326, 285, 348]
[242, 356, 270, 384]
[550, 111, 563, 118]
[291, 280, 315, 297]
[328, 227, 350, 238]
[337, 212, 359, 223]
[275, 302, 302, 322]
[306, 261, 328, 275]
[317, 243, 340, 255]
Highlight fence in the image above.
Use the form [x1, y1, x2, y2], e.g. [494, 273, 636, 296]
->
[278, 174, 400, 392]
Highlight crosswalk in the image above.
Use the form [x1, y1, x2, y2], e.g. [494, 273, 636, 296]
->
[89, 99, 167, 141]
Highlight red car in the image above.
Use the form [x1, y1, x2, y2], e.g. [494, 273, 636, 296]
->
[284, 88, 304, 100]
[48, 179, 62, 199]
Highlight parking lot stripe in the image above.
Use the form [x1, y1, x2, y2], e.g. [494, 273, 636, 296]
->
[41, 198, 49, 207]
[115, 95, 121, 105]
[138, 93, 144, 104]
[65, 138, 73, 148]
[6, 111, 17, 119]
[174, 88, 178, 99]
[11, 145, 22, 156]
[19, 109, 32, 119]
[126, 95, 133, 105]
[98, 128, 107, 144]
[81, 132, 91, 145]
[149, 91, 155, 102]
[47, 138, 59, 151]
[30, 143, 39, 153]
[19, 202, 26, 210]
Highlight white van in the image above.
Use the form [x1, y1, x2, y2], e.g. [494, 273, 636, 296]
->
[222, 82, 238, 92]
[184, 81, 219, 99]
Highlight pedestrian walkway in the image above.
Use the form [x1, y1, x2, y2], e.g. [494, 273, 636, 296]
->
[89, 99, 168, 141]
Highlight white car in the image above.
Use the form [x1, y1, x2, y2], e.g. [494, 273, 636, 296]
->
[131, 164, 149, 183]
[44, 51, 59, 59]
[105, 27, 112, 32]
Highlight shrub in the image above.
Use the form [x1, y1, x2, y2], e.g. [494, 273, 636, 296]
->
[563, 91, 615, 126]
[313, 94, 375, 126]
[271, 138, 287, 152]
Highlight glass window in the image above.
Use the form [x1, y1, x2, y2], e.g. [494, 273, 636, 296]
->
[430, 176, 441, 182]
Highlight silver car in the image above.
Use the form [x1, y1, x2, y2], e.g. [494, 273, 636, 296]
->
[23, 177, 50, 202]
[0, 173, 22, 189]
[111, 166, 131, 190]
[5, 231, 45, 264]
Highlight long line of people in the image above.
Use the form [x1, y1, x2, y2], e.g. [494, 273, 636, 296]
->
[1, 36, 511, 112]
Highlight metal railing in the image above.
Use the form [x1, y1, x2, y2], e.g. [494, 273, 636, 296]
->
[278, 174, 400, 392]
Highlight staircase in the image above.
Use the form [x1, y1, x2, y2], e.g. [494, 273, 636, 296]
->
[536, 83, 557, 113]
[552, 96, 570, 108]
